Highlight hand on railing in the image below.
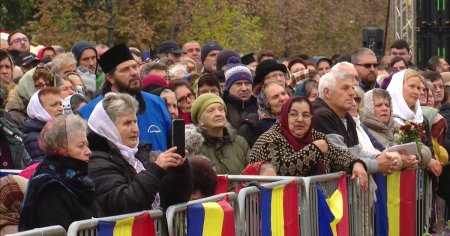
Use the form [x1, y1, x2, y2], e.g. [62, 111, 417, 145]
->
[376, 152, 398, 175]
[400, 154, 419, 170]
[426, 159, 442, 176]
[351, 162, 368, 191]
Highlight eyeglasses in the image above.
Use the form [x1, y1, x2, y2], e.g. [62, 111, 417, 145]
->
[354, 96, 362, 104]
[177, 93, 195, 104]
[10, 37, 29, 45]
[354, 63, 379, 69]
[288, 111, 312, 120]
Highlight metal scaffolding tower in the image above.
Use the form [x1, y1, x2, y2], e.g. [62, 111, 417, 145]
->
[389, 0, 416, 62]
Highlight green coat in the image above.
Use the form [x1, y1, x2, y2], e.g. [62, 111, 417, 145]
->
[199, 126, 249, 174]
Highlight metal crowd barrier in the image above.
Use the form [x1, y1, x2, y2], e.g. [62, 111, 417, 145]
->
[67, 209, 165, 236]
[5, 226, 66, 236]
[237, 178, 302, 236]
[416, 168, 433, 235]
[301, 172, 348, 236]
[348, 175, 373, 236]
[0, 169, 21, 177]
[165, 192, 239, 236]
[225, 175, 298, 192]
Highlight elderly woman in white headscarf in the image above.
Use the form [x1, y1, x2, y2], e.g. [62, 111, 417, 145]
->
[386, 69, 442, 176]
[22, 87, 63, 164]
[87, 92, 193, 216]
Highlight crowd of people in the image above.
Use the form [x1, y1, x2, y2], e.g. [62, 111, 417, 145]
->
[0, 31, 449, 234]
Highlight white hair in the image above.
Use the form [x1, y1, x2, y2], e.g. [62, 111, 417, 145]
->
[51, 53, 76, 75]
[318, 71, 354, 98]
[330, 61, 355, 72]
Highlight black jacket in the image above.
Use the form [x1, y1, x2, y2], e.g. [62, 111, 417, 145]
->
[19, 157, 100, 231]
[440, 102, 450, 153]
[87, 132, 193, 216]
[22, 118, 46, 164]
[222, 91, 258, 129]
[312, 98, 359, 147]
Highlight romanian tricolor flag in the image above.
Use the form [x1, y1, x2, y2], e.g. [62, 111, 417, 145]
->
[187, 198, 236, 236]
[374, 170, 416, 236]
[316, 175, 349, 236]
[260, 179, 299, 236]
[97, 212, 156, 236]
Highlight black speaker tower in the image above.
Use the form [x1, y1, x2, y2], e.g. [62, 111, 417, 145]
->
[416, 0, 450, 69]
[363, 27, 384, 57]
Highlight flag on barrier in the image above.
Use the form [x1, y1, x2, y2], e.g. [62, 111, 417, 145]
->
[215, 175, 229, 194]
[316, 175, 349, 236]
[260, 179, 299, 236]
[187, 198, 236, 236]
[374, 170, 416, 236]
[97, 212, 156, 236]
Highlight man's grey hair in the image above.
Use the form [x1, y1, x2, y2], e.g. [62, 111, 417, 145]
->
[95, 44, 109, 50]
[52, 45, 65, 54]
[102, 92, 138, 123]
[331, 61, 355, 72]
[129, 47, 142, 59]
[351, 48, 376, 64]
[51, 53, 76, 75]
[318, 71, 354, 98]
[160, 88, 175, 97]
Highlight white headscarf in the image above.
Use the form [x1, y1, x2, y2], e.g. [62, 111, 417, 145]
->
[27, 90, 52, 122]
[386, 70, 423, 125]
[88, 101, 145, 173]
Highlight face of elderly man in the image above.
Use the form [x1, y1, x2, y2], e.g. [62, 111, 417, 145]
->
[323, 74, 356, 117]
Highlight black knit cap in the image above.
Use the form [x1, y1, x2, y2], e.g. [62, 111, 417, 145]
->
[254, 59, 288, 85]
[98, 44, 134, 74]
[241, 53, 256, 65]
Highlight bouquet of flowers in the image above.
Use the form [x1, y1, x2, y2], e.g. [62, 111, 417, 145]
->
[394, 120, 426, 153]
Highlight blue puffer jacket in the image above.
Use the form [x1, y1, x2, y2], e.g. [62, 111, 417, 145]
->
[22, 118, 46, 164]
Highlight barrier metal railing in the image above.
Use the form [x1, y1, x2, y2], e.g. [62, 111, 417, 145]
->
[416, 168, 433, 235]
[5, 226, 66, 236]
[237, 178, 303, 236]
[0, 169, 21, 177]
[165, 192, 239, 236]
[67, 209, 165, 236]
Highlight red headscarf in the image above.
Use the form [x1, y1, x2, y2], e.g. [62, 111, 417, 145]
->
[241, 161, 270, 175]
[279, 96, 313, 151]
[37, 46, 56, 61]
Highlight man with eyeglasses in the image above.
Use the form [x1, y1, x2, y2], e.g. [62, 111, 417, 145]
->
[351, 48, 379, 92]
[78, 44, 171, 151]
[7, 32, 30, 54]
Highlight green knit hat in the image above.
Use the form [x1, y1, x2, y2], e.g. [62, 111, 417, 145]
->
[191, 93, 226, 124]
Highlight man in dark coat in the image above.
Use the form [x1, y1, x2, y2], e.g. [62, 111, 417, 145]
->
[221, 57, 258, 129]
[312, 71, 396, 175]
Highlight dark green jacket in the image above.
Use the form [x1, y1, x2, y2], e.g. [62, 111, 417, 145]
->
[199, 126, 249, 174]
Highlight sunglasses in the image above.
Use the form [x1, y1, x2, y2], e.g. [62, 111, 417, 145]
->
[354, 96, 362, 104]
[355, 63, 379, 69]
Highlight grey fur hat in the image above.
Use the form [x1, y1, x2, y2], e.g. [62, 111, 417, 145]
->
[185, 124, 204, 158]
